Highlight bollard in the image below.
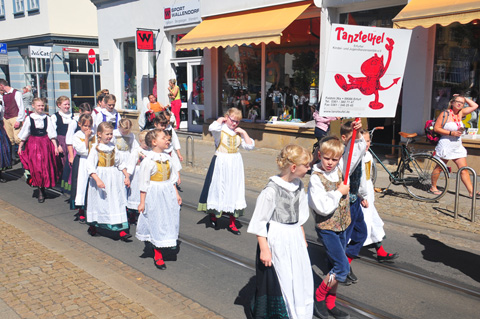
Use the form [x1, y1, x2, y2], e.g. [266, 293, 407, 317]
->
[454, 166, 477, 222]
[185, 135, 194, 167]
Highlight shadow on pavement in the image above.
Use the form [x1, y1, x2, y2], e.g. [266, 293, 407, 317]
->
[412, 233, 480, 283]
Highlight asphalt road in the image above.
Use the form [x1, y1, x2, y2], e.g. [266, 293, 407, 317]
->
[1, 168, 480, 318]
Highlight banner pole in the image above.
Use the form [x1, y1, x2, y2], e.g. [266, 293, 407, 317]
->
[344, 117, 360, 185]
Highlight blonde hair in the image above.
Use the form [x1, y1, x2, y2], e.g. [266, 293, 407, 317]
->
[97, 122, 114, 136]
[138, 130, 149, 142]
[319, 136, 345, 158]
[276, 144, 312, 170]
[32, 97, 44, 106]
[145, 129, 171, 148]
[118, 118, 132, 130]
[56, 96, 70, 106]
[104, 94, 116, 103]
[225, 107, 243, 121]
[169, 79, 176, 85]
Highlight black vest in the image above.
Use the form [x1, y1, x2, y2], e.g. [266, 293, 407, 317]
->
[55, 112, 72, 136]
[30, 116, 48, 137]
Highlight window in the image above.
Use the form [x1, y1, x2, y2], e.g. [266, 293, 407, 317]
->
[13, 0, 24, 15]
[120, 41, 137, 110]
[24, 57, 47, 102]
[0, 1, 5, 18]
[69, 53, 100, 108]
[27, 0, 38, 12]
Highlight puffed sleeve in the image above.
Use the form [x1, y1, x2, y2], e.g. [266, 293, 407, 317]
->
[46, 116, 57, 139]
[65, 121, 77, 145]
[308, 174, 343, 217]
[247, 186, 276, 238]
[138, 158, 156, 192]
[18, 116, 31, 141]
[298, 183, 310, 226]
[209, 121, 223, 145]
[50, 114, 58, 132]
[241, 137, 255, 150]
[86, 146, 99, 176]
[73, 134, 89, 156]
[171, 130, 181, 150]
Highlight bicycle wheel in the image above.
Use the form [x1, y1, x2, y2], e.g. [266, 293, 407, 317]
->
[399, 154, 449, 202]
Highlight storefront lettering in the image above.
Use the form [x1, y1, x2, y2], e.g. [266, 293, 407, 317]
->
[335, 27, 385, 46]
[171, 6, 199, 17]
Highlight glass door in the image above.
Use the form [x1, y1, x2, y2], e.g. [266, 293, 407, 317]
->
[173, 58, 204, 132]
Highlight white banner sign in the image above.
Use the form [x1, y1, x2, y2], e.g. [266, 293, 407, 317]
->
[320, 24, 412, 118]
[28, 46, 52, 59]
[164, 0, 201, 28]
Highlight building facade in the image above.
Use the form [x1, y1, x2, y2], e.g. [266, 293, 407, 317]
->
[0, 0, 98, 113]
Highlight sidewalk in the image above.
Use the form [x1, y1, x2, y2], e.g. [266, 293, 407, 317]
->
[0, 199, 222, 319]
[179, 137, 480, 237]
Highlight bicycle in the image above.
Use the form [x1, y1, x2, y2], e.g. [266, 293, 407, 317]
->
[368, 127, 449, 202]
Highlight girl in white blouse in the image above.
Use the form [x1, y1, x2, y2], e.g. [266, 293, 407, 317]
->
[247, 144, 313, 319]
[136, 129, 181, 270]
[18, 98, 59, 203]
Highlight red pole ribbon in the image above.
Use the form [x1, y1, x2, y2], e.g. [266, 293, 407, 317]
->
[344, 117, 360, 185]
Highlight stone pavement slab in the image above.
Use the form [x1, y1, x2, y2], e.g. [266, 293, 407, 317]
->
[0, 200, 222, 319]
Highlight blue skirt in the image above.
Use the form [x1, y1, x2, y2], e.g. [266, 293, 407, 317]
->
[0, 123, 11, 170]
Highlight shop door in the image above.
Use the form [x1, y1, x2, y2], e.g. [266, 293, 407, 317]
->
[174, 60, 204, 132]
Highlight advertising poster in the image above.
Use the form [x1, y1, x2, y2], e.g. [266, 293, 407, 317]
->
[320, 24, 412, 118]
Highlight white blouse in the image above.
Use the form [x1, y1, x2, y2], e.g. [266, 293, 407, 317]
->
[72, 130, 95, 157]
[164, 125, 181, 153]
[248, 175, 309, 238]
[18, 113, 57, 141]
[51, 111, 74, 133]
[86, 142, 123, 176]
[94, 109, 118, 129]
[209, 121, 255, 151]
[138, 152, 179, 192]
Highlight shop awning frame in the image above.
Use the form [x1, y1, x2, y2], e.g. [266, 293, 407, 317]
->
[176, 1, 312, 50]
[393, 0, 480, 29]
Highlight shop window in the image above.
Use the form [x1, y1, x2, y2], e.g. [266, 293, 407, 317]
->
[27, 0, 38, 12]
[69, 53, 100, 108]
[13, 0, 24, 15]
[0, 1, 5, 18]
[24, 57, 48, 104]
[173, 34, 203, 58]
[121, 41, 137, 110]
[218, 18, 320, 121]
[432, 22, 480, 129]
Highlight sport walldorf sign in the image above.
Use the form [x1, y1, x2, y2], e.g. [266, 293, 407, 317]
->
[28, 46, 52, 59]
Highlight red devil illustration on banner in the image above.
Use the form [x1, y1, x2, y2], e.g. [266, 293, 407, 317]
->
[334, 37, 400, 110]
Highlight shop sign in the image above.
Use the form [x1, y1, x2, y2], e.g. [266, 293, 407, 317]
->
[28, 46, 52, 59]
[0, 43, 7, 55]
[320, 24, 412, 118]
[62, 47, 79, 52]
[164, 0, 201, 28]
[137, 30, 154, 50]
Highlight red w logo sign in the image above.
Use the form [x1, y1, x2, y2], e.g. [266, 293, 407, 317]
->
[165, 8, 171, 20]
[137, 30, 154, 50]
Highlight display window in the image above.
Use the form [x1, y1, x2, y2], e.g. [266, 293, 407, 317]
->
[218, 17, 320, 121]
[121, 41, 137, 110]
[432, 22, 480, 129]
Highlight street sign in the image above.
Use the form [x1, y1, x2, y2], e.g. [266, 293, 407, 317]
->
[88, 49, 96, 65]
[0, 43, 7, 55]
[137, 30, 154, 50]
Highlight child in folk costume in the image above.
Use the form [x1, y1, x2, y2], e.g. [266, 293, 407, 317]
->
[198, 108, 254, 235]
[156, 111, 183, 185]
[93, 94, 120, 131]
[308, 127, 364, 319]
[66, 103, 93, 209]
[0, 102, 12, 183]
[248, 144, 314, 319]
[126, 130, 149, 225]
[71, 114, 95, 223]
[18, 98, 59, 203]
[113, 118, 139, 195]
[86, 122, 132, 241]
[51, 96, 74, 192]
[136, 129, 182, 270]
[360, 130, 398, 262]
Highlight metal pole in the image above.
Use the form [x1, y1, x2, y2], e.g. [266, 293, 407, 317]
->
[93, 61, 97, 107]
[454, 167, 477, 222]
[186, 135, 194, 167]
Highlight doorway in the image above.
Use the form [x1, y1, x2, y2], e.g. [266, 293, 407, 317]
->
[173, 58, 204, 132]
